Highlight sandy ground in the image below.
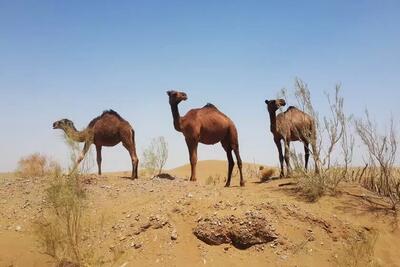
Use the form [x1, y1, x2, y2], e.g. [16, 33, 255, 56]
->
[0, 160, 399, 267]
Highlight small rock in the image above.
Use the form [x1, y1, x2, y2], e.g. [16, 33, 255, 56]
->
[15, 225, 22, 232]
[171, 229, 178, 240]
[134, 243, 142, 249]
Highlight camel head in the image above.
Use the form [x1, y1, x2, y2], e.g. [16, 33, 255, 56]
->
[265, 99, 286, 112]
[167, 90, 188, 105]
[52, 119, 76, 131]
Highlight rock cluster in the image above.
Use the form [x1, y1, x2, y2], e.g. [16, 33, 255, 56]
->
[193, 211, 277, 249]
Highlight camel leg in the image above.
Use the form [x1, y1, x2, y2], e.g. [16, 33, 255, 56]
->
[122, 132, 139, 179]
[96, 145, 102, 175]
[274, 138, 284, 178]
[186, 139, 198, 182]
[123, 144, 139, 179]
[123, 143, 139, 179]
[131, 130, 139, 178]
[221, 141, 234, 187]
[71, 141, 91, 174]
[311, 140, 320, 174]
[233, 148, 244, 187]
[284, 141, 291, 177]
[304, 143, 310, 171]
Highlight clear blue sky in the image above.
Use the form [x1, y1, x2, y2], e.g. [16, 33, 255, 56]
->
[1, 1, 399, 172]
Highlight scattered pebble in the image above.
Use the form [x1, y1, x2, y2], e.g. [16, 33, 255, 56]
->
[171, 229, 178, 240]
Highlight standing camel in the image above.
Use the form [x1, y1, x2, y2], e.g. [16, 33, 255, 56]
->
[53, 110, 139, 179]
[265, 99, 319, 177]
[167, 90, 244, 187]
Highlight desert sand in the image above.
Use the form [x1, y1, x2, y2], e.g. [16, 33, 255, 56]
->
[0, 160, 399, 267]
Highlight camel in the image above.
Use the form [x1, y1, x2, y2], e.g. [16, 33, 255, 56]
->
[167, 90, 244, 187]
[265, 99, 319, 177]
[53, 110, 139, 179]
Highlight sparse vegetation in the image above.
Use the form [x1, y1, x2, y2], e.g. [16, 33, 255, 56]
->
[35, 172, 86, 264]
[281, 79, 354, 201]
[355, 111, 399, 210]
[34, 136, 98, 266]
[336, 230, 380, 267]
[280, 78, 399, 208]
[16, 153, 62, 178]
[205, 174, 221, 186]
[142, 136, 168, 177]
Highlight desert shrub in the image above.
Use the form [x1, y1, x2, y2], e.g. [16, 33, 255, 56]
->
[280, 79, 354, 200]
[36, 172, 86, 264]
[16, 153, 62, 178]
[35, 135, 98, 266]
[142, 136, 168, 177]
[355, 112, 399, 210]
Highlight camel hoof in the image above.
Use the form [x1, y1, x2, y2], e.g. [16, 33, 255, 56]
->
[240, 182, 245, 187]
[224, 183, 230, 187]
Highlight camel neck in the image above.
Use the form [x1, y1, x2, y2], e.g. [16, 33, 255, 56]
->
[65, 127, 88, 142]
[170, 103, 182, 132]
[268, 110, 277, 133]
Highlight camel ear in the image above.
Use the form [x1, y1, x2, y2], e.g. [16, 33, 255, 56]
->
[167, 91, 177, 97]
[265, 100, 269, 104]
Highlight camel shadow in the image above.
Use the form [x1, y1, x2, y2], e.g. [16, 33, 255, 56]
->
[271, 180, 321, 203]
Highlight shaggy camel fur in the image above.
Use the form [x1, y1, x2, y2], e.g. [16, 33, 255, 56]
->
[53, 110, 139, 178]
[265, 99, 318, 177]
[167, 90, 244, 187]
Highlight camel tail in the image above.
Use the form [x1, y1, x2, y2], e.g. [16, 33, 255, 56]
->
[131, 129, 136, 147]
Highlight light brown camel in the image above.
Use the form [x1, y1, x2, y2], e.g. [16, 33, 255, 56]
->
[53, 110, 139, 179]
[167, 90, 244, 187]
[265, 99, 319, 177]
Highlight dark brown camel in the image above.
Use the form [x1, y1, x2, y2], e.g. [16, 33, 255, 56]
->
[265, 99, 319, 177]
[167, 90, 244, 187]
[53, 110, 139, 178]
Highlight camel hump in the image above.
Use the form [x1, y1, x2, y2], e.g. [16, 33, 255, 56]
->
[101, 109, 124, 119]
[203, 103, 218, 109]
[89, 109, 125, 127]
[287, 106, 297, 111]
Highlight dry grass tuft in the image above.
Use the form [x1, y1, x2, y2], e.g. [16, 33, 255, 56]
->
[35, 173, 86, 265]
[16, 153, 62, 178]
[335, 230, 380, 267]
[205, 174, 221, 186]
